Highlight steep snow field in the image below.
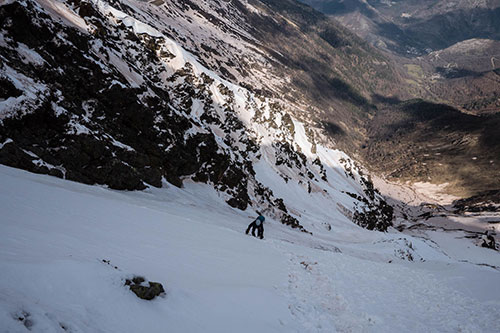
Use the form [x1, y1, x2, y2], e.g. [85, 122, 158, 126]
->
[1, 165, 499, 332]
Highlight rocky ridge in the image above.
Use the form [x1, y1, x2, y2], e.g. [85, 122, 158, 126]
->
[0, 0, 393, 232]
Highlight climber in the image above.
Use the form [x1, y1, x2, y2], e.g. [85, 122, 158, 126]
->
[246, 214, 265, 239]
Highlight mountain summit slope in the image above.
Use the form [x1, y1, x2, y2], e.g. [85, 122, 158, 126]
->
[0, 0, 396, 231]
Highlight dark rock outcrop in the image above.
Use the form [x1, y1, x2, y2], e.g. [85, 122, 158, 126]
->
[125, 276, 165, 301]
[0, 0, 315, 233]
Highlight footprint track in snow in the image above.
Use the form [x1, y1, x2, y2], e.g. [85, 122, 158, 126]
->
[283, 253, 374, 332]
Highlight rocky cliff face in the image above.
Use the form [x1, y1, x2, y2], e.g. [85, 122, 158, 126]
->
[0, 0, 395, 232]
[146, 0, 407, 150]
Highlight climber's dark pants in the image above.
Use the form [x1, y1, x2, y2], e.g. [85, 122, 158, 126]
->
[246, 222, 264, 239]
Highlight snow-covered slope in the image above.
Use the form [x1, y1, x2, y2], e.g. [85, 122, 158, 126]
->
[1, 165, 500, 332]
[1, 1, 500, 331]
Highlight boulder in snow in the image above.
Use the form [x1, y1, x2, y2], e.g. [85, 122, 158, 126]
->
[125, 276, 165, 300]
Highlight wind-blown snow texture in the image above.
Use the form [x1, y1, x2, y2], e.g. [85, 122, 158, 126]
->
[1, 165, 500, 332]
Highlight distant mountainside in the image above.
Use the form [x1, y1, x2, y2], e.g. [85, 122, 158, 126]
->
[298, 0, 500, 112]
[299, 0, 500, 196]
[300, 0, 500, 56]
[364, 99, 500, 197]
